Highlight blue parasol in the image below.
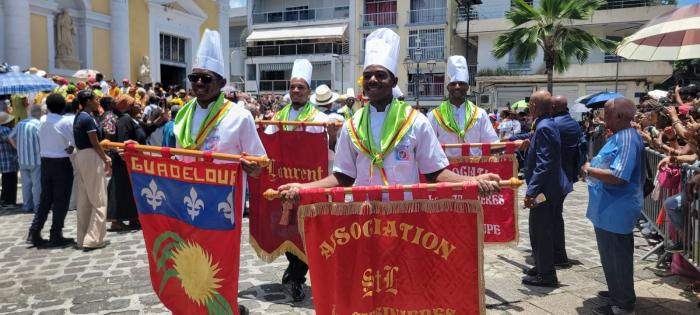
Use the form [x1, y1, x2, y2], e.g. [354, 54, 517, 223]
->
[581, 92, 625, 109]
[0, 71, 57, 95]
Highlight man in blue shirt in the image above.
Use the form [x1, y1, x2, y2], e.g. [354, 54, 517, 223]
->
[522, 91, 572, 287]
[9, 105, 42, 213]
[582, 98, 643, 315]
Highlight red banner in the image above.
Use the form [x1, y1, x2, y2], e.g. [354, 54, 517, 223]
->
[419, 154, 519, 244]
[125, 149, 243, 315]
[248, 128, 329, 263]
[298, 186, 485, 315]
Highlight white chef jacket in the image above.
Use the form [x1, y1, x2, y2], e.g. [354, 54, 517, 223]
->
[333, 103, 449, 187]
[264, 105, 329, 134]
[427, 102, 499, 156]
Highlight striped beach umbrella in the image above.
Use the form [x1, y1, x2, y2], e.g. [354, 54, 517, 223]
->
[616, 3, 700, 61]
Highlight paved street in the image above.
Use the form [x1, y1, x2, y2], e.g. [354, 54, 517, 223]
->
[0, 182, 698, 314]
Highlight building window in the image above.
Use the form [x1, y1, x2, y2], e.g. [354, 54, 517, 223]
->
[160, 34, 186, 64]
[285, 6, 314, 21]
[407, 72, 445, 98]
[409, 0, 447, 24]
[408, 29, 445, 60]
[507, 50, 531, 72]
[246, 64, 256, 81]
[605, 36, 623, 63]
[363, 0, 397, 27]
[360, 33, 370, 62]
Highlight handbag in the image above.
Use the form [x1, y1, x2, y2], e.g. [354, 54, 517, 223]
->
[644, 158, 654, 197]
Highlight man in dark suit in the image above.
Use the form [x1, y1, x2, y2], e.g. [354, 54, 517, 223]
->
[522, 91, 572, 287]
[550, 96, 583, 267]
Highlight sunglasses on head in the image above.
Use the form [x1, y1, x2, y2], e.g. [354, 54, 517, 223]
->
[187, 74, 215, 84]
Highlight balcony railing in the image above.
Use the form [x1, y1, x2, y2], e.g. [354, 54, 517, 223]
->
[457, 7, 479, 21]
[252, 6, 350, 24]
[407, 47, 445, 61]
[247, 42, 348, 57]
[408, 7, 448, 24]
[599, 0, 675, 10]
[506, 62, 532, 74]
[407, 82, 445, 98]
[258, 80, 332, 92]
[604, 55, 628, 63]
[361, 12, 397, 27]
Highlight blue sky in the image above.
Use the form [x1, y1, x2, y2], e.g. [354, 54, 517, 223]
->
[229, 0, 245, 8]
[679, 0, 700, 5]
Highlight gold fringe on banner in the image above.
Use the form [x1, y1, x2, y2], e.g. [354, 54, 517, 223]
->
[248, 235, 309, 264]
[297, 198, 486, 315]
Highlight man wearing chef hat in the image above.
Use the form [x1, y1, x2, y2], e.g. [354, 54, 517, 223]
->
[428, 55, 498, 156]
[277, 28, 501, 209]
[173, 29, 267, 315]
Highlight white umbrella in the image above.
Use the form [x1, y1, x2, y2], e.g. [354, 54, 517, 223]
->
[72, 69, 99, 79]
[647, 89, 668, 100]
[570, 103, 590, 113]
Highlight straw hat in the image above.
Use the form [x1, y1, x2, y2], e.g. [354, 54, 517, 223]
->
[310, 84, 338, 106]
[25, 67, 46, 77]
[0, 112, 15, 125]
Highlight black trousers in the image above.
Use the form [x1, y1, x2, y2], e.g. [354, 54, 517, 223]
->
[528, 198, 557, 276]
[29, 158, 73, 236]
[553, 193, 569, 263]
[1, 171, 17, 204]
[285, 252, 308, 283]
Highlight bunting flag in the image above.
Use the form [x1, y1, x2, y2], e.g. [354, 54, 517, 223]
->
[125, 148, 243, 315]
[248, 128, 329, 263]
[423, 143, 520, 244]
[296, 185, 485, 314]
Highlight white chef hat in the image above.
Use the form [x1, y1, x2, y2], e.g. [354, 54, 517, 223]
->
[363, 28, 400, 75]
[447, 55, 469, 84]
[193, 29, 225, 78]
[290, 59, 313, 86]
[392, 86, 403, 98]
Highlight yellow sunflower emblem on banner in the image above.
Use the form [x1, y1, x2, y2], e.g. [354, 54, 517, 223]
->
[154, 232, 233, 314]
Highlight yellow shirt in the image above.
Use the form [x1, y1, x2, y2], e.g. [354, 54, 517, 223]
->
[109, 87, 121, 98]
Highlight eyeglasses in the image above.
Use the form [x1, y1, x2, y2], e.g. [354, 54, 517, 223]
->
[187, 74, 214, 84]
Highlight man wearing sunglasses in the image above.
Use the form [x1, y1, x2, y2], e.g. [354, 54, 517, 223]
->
[173, 29, 266, 315]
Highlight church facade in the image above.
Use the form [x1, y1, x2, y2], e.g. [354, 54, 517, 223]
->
[0, 0, 229, 87]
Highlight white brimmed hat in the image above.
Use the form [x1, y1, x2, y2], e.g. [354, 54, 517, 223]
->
[0, 112, 15, 125]
[310, 84, 338, 106]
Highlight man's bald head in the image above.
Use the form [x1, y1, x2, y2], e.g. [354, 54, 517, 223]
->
[528, 90, 552, 118]
[603, 97, 636, 132]
[552, 96, 568, 114]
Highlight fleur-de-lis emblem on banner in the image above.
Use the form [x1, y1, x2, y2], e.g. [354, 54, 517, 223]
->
[217, 192, 234, 225]
[141, 179, 166, 210]
[184, 187, 204, 221]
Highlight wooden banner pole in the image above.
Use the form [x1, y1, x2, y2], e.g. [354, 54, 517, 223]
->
[99, 140, 271, 166]
[263, 178, 524, 200]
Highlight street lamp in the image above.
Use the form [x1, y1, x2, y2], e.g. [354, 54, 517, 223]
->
[404, 43, 424, 108]
[456, 0, 482, 80]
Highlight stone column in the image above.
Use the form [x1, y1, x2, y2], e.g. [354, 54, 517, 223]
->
[2, 0, 31, 68]
[110, 0, 130, 80]
[218, 0, 230, 80]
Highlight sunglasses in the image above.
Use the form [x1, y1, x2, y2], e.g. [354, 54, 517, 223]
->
[187, 74, 215, 84]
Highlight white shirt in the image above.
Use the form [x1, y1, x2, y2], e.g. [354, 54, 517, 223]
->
[183, 102, 266, 160]
[498, 119, 521, 140]
[334, 104, 449, 187]
[38, 113, 74, 158]
[100, 80, 110, 94]
[264, 105, 329, 134]
[427, 103, 499, 156]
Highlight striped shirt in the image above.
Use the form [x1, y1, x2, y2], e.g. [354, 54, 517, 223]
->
[0, 126, 18, 173]
[10, 118, 41, 167]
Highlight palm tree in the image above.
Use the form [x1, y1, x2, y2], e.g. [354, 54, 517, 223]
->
[492, 0, 618, 93]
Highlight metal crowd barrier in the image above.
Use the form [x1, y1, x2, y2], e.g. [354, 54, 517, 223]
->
[680, 164, 700, 271]
[640, 148, 700, 272]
